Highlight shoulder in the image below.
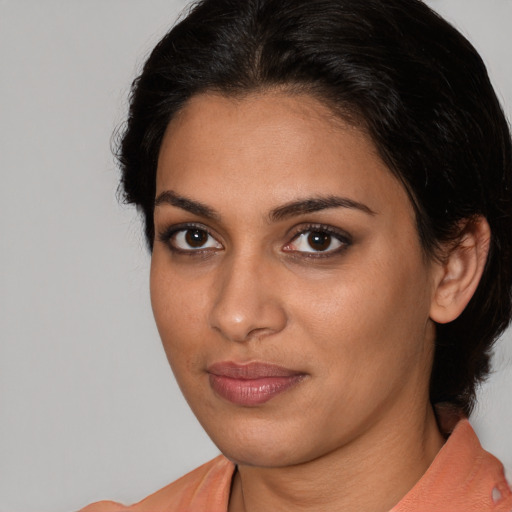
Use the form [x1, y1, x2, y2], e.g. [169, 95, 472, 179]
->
[78, 455, 235, 512]
[78, 501, 129, 512]
[391, 419, 512, 512]
[131, 455, 235, 511]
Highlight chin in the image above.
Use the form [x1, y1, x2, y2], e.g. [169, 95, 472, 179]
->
[206, 420, 321, 468]
[220, 442, 303, 468]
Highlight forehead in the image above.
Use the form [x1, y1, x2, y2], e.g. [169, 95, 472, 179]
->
[156, 91, 411, 221]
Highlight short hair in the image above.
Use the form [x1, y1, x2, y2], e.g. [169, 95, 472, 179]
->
[117, 0, 512, 416]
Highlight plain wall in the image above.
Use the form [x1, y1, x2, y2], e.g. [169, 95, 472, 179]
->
[0, 1, 510, 511]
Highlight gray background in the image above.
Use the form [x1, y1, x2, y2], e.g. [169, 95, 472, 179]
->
[0, 1, 511, 511]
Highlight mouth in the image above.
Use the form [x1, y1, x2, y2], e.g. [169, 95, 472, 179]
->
[207, 361, 307, 406]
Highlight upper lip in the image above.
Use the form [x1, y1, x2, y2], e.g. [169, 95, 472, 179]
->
[207, 361, 304, 379]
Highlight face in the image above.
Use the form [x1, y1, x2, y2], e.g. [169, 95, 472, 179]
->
[151, 91, 439, 467]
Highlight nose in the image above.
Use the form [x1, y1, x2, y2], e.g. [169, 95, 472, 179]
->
[209, 254, 288, 343]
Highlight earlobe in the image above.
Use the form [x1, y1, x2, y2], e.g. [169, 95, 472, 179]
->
[430, 216, 491, 324]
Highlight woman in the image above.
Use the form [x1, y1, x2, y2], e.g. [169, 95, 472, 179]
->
[82, 0, 512, 510]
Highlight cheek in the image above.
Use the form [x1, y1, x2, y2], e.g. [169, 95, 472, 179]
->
[150, 257, 209, 374]
[288, 248, 433, 376]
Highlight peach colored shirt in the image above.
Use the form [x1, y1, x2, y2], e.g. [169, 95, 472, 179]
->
[79, 420, 512, 512]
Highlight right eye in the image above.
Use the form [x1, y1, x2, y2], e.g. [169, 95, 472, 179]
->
[163, 227, 223, 253]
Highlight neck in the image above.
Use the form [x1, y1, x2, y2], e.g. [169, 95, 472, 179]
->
[228, 403, 444, 512]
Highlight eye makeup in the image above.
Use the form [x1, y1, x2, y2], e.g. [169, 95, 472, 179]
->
[283, 222, 353, 259]
[157, 222, 223, 256]
[157, 220, 352, 260]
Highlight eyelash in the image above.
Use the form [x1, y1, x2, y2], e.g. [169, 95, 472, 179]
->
[157, 222, 352, 258]
[157, 223, 222, 256]
[285, 223, 352, 258]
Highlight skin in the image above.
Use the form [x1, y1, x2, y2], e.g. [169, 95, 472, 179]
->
[150, 91, 477, 512]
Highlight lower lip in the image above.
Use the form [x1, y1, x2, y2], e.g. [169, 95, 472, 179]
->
[208, 374, 305, 406]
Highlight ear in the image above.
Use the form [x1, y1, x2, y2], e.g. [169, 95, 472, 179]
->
[430, 216, 491, 324]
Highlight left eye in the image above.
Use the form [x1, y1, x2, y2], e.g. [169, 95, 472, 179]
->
[285, 230, 346, 253]
[171, 228, 223, 251]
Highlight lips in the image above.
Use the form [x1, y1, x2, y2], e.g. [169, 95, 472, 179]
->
[207, 361, 306, 406]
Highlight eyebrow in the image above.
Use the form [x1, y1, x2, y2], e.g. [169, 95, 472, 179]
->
[154, 190, 375, 222]
[154, 190, 220, 220]
[269, 196, 376, 222]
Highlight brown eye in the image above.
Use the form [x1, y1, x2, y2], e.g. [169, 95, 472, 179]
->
[169, 227, 223, 252]
[284, 227, 349, 255]
[307, 231, 332, 251]
[185, 229, 208, 248]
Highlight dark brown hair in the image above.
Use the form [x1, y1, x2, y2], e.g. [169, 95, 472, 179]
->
[117, 0, 512, 416]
